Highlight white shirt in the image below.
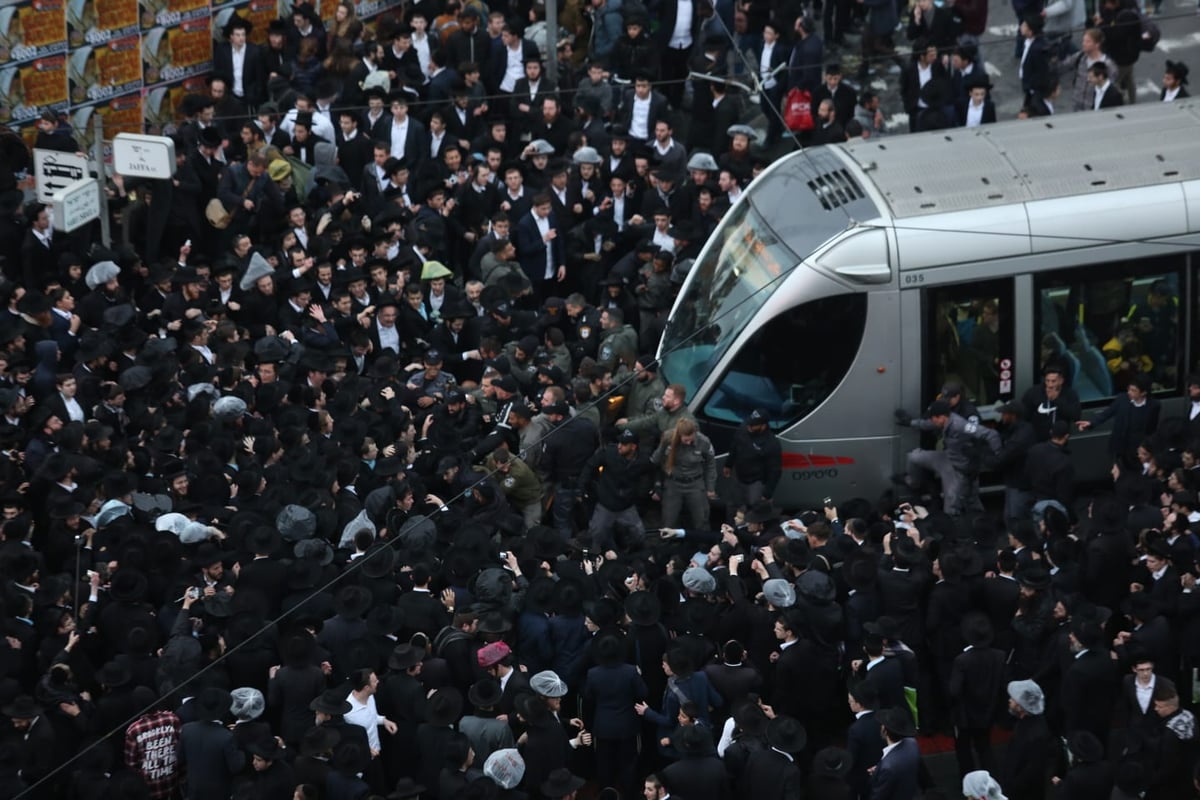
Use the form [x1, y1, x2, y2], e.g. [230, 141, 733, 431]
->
[612, 195, 626, 230]
[345, 692, 383, 752]
[295, 227, 309, 249]
[917, 63, 933, 107]
[1189, 400, 1200, 420]
[59, 392, 84, 422]
[1020, 37, 1033, 80]
[760, 41, 777, 89]
[630, 95, 652, 140]
[377, 321, 400, 352]
[32, 228, 51, 247]
[430, 130, 445, 158]
[281, 108, 334, 141]
[881, 740, 902, 759]
[1164, 86, 1181, 102]
[534, 212, 554, 279]
[1136, 676, 1156, 713]
[652, 228, 675, 253]
[669, 0, 693, 48]
[231, 46, 246, 97]
[390, 117, 410, 159]
[501, 44, 524, 92]
[413, 32, 432, 78]
[1094, 81, 1112, 110]
[965, 98, 985, 127]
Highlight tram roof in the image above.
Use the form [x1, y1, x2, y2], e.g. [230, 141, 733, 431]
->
[831, 102, 1200, 219]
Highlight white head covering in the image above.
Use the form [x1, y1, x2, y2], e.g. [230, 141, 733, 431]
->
[962, 770, 1007, 800]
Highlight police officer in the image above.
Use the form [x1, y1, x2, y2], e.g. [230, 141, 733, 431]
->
[652, 417, 717, 530]
[595, 307, 638, 376]
[479, 446, 543, 529]
[540, 401, 599, 538]
[619, 382, 694, 450]
[895, 399, 1001, 516]
[563, 292, 602, 367]
[724, 408, 782, 512]
[624, 356, 667, 425]
[582, 428, 655, 552]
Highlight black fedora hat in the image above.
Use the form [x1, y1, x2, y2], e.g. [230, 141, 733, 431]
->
[387, 778, 428, 799]
[624, 590, 661, 627]
[288, 558, 323, 591]
[335, 585, 372, 619]
[523, 576, 556, 614]
[310, 689, 352, 717]
[426, 687, 463, 726]
[1017, 563, 1051, 591]
[843, 549, 879, 590]
[468, 678, 504, 709]
[766, 715, 808, 754]
[109, 568, 149, 602]
[672, 723, 714, 756]
[745, 500, 780, 525]
[477, 611, 512, 635]
[961, 612, 994, 648]
[194, 687, 233, 721]
[863, 616, 902, 640]
[1, 696, 39, 720]
[300, 726, 341, 757]
[1067, 730, 1104, 763]
[540, 768, 585, 798]
[366, 605, 405, 637]
[813, 746, 853, 778]
[96, 661, 133, 689]
[593, 633, 626, 666]
[245, 526, 281, 555]
[388, 643, 424, 671]
[247, 737, 286, 761]
[877, 707, 916, 738]
[360, 545, 397, 579]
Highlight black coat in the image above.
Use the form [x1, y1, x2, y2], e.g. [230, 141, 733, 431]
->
[180, 720, 246, 800]
[213, 42, 266, 106]
[1001, 713, 1051, 800]
[1061, 649, 1119, 742]
[661, 753, 733, 800]
[949, 646, 1008, 730]
[846, 711, 884, 800]
[738, 747, 803, 800]
[1087, 395, 1160, 456]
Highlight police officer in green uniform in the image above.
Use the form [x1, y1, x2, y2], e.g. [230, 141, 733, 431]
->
[478, 447, 543, 528]
[651, 417, 717, 529]
[595, 307, 637, 376]
[619, 382, 694, 451]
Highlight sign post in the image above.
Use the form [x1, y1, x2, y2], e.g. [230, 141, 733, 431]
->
[51, 178, 101, 232]
[92, 115, 111, 248]
[112, 133, 176, 179]
[32, 149, 89, 204]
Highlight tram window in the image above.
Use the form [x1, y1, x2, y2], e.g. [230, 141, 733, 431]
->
[926, 281, 1014, 408]
[700, 293, 867, 427]
[1035, 262, 1181, 403]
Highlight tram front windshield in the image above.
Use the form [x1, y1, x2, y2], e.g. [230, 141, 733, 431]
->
[659, 201, 800, 402]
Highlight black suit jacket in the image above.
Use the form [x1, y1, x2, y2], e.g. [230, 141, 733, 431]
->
[1097, 84, 1125, 108]
[213, 42, 266, 106]
[386, 116, 430, 173]
[1001, 712, 1051, 800]
[813, 83, 858, 129]
[956, 98, 997, 126]
[1061, 649, 1118, 740]
[1020, 36, 1051, 96]
[514, 209, 564, 285]
[487, 40, 540, 93]
[846, 711, 884, 799]
[655, 0, 704, 48]
[615, 88, 671, 140]
[949, 646, 1007, 729]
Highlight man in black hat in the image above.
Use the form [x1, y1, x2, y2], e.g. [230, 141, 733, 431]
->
[180, 687, 244, 800]
[214, 15, 264, 107]
[949, 613, 1007, 778]
[581, 427, 654, 553]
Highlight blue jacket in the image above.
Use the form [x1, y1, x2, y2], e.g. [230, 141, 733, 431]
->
[590, 0, 625, 58]
[584, 662, 647, 738]
[870, 737, 920, 800]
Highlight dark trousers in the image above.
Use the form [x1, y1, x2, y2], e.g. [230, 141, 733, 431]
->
[595, 735, 639, 798]
[760, 84, 786, 145]
[954, 726, 996, 778]
[661, 45, 692, 107]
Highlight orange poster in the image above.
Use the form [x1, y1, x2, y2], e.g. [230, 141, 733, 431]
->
[141, 74, 205, 132]
[0, 56, 67, 125]
[142, 17, 212, 86]
[69, 35, 143, 103]
[0, 0, 68, 66]
[139, 0, 210, 30]
[71, 90, 142, 158]
[68, 0, 139, 48]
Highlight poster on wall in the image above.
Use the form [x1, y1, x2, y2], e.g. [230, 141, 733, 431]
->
[70, 91, 142, 157]
[0, 0, 68, 67]
[69, 35, 143, 106]
[141, 17, 213, 87]
[139, 0, 210, 31]
[0, 55, 68, 126]
[213, 0, 278, 47]
[141, 74, 205, 133]
[68, 0, 139, 48]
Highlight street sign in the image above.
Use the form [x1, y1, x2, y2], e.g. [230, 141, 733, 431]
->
[112, 133, 176, 179]
[51, 178, 100, 232]
[33, 149, 89, 204]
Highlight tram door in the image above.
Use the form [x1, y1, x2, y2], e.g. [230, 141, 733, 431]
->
[922, 279, 1016, 412]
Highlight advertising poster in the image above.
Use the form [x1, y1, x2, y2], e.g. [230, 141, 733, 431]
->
[142, 17, 212, 87]
[0, 0, 68, 67]
[69, 35, 143, 105]
[139, 0, 210, 31]
[70, 90, 142, 156]
[0, 55, 67, 125]
[68, 0, 139, 48]
[213, 3, 276, 47]
[141, 74, 205, 132]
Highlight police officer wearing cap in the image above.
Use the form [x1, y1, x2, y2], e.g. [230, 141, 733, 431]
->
[895, 399, 1001, 516]
[725, 408, 782, 513]
[582, 428, 655, 552]
[540, 401, 599, 538]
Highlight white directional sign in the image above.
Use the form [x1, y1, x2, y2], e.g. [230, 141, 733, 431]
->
[112, 133, 176, 179]
[33, 149, 90, 204]
[51, 178, 100, 232]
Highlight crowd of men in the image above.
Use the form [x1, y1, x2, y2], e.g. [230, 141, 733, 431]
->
[0, 0, 1197, 798]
